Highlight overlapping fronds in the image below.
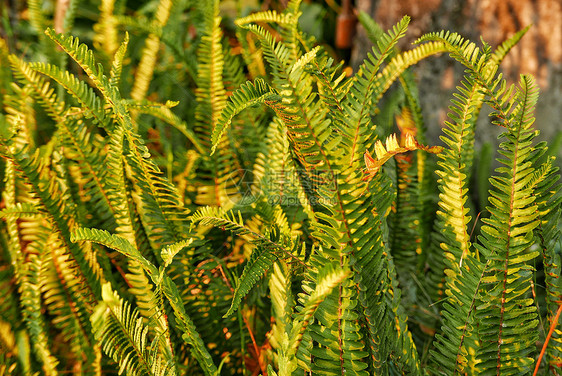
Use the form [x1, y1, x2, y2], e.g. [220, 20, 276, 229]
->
[192, 205, 301, 318]
[71, 227, 219, 375]
[91, 283, 174, 376]
[1, 1, 559, 375]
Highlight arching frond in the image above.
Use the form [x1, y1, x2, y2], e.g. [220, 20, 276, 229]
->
[71, 227, 219, 375]
[91, 283, 174, 376]
[211, 78, 277, 154]
[29, 62, 107, 125]
[235, 10, 296, 27]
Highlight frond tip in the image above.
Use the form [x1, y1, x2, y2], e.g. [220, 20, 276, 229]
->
[363, 133, 442, 180]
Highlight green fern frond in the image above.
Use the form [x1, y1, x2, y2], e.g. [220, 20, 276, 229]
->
[191, 206, 299, 264]
[491, 26, 530, 66]
[428, 71, 490, 374]
[224, 227, 284, 317]
[21, 254, 61, 376]
[130, 0, 174, 102]
[7, 55, 67, 124]
[27, 0, 49, 36]
[4, 145, 103, 302]
[109, 32, 129, 89]
[344, 15, 410, 163]
[475, 75, 541, 374]
[211, 78, 277, 154]
[235, 10, 295, 27]
[72, 227, 158, 276]
[195, 0, 226, 147]
[0, 203, 40, 219]
[44, 29, 115, 101]
[243, 24, 335, 171]
[532, 157, 562, 368]
[40, 233, 97, 365]
[93, 0, 120, 56]
[91, 283, 174, 376]
[29, 62, 107, 125]
[2, 164, 60, 374]
[289, 260, 349, 356]
[71, 228, 218, 375]
[307, 263, 369, 375]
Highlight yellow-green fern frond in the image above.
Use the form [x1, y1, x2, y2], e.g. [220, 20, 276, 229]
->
[93, 0, 119, 57]
[475, 75, 541, 374]
[71, 227, 219, 375]
[130, 0, 174, 102]
[363, 133, 442, 180]
[91, 283, 174, 376]
[235, 10, 296, 28]
[211, 78, 277, 154]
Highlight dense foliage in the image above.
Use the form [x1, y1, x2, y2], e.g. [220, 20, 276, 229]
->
[0, 0, 561, 375]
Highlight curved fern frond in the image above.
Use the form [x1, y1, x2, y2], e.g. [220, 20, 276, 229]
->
[289, 260, 349, 356]
[344, 15, 410, 163]
[224, 227, 285, 317]
[191, 206, 301, 265]
[71, 227, 219, 376]
[363, 133, 442, 180]
[44, 29, 114, 101]
[211, 78, 277, 154]
[491, 26, 530, 66]
[92, 283, 174, 376]
[243, 24, 335, 171]
[72, 227, 158, 276]
[29, 62, 107, 125]
[235, 10, 295, 27]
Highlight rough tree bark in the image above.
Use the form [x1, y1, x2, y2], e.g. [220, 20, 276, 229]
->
[353, 0, 562, 149]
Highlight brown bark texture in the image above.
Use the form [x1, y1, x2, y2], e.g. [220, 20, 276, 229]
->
[353, 0, 562, 151]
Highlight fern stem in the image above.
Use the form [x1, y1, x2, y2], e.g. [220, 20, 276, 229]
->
[217, 263, 266, 375]
[534, 304, 562, 376]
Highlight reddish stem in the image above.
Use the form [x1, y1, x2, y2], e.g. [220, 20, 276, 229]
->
[218, 264, 267, 376]
[534, 304, 562, 376]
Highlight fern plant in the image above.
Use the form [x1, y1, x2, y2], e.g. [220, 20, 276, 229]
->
[1, 0, 561, 375]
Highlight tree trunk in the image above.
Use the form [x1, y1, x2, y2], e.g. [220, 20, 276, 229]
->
[353, 0, 562, 149]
